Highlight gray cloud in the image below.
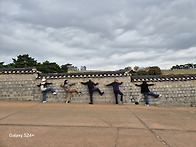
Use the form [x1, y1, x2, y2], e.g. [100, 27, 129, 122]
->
[0, 0, 196, 70]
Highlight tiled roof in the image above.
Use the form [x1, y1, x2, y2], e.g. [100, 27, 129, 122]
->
[131, 74, 196, 82]
[37, 69, 131, 79]
[0, 68, 39, 74]
[1, 68, 195, 81]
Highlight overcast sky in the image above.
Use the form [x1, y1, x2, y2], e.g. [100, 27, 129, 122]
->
[0, 0, 196, 70]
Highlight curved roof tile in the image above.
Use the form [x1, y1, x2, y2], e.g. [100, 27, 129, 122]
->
[131, 74, 196, 82]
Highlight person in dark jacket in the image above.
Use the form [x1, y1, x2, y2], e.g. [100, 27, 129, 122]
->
[134, 81, 160, 106]
[81, 79, 104, 104]
[105, 79, 124, 104]
[37, 78, 57, 103]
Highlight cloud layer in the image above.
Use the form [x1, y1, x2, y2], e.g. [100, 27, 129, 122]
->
[1, 0, 196, 70]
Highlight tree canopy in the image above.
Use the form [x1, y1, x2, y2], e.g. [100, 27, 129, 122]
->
[171, 63, 196, 70]
[2, 54, 194, 74]
[0, 54, 68, 73]
[12, 54, 38, 68]
[130, 66, 162, 75]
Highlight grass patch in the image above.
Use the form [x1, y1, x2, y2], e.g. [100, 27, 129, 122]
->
[161, 69, 196, 75]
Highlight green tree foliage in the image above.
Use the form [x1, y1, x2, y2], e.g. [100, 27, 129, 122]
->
[137, 70, 148, 75]
[171, 63, 196, 70]
[147, 66, 162, 75]
[4, 63, 15, 68]
[0, 54, 69, 73]
[130, 66, 162, 75]
[60, 64, 69, 73]
[12, 54, 38, 68]
[0, 62, 4, 68]
[37, 61, 60, 73]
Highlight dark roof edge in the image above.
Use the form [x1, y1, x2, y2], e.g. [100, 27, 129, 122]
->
[131, 74, 196, 82]
[37, 69, 131, 79]
[0, 68, 40, 74]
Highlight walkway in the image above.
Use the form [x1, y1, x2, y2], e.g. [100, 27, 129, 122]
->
[0, 101, 196, 147]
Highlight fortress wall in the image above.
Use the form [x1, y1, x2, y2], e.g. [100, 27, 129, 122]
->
[0, 68, 132, 104]
[0, 68, 38, 101]
[35, 72, 132, 104]
[131, 75, 196, 106]
[0, 68, 195, 106]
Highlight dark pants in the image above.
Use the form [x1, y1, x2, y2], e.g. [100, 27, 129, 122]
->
[89, 88, 102, 103]
[114, 90, 123, 104]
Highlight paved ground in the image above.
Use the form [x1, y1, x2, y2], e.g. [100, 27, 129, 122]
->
[0, 101, 196, 147]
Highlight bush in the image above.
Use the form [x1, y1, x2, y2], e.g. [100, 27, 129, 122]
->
[147, 66, 161, 75]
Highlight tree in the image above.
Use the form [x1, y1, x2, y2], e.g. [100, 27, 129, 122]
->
[147, 66, 162, 75]
[0, 62, 4, 68]
[134, 66, 139, 71]
[37, 61, 60, 73]
[0, 54, 71, 73]
[130, 66, 162, 75]
[137, 70, 148, 75]
[171, 63, 196, 70]
[60, 64, 69, 73]
[171, 65, 180, 70]
[12, 54, 38, 68]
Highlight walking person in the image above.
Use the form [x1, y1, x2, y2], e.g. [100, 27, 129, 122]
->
[105, 79, 124, 104]
[134, 81, 161, 106]
[61, 80, 81, 103]
[81, 79, 104, 104]
[37, 78, 57, 103]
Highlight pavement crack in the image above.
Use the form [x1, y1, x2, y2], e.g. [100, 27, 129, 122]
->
[0, 103, 40, 122]
[0, 123, 111, 129]
[114, 128, 119, 147]
[124, 105, 171, 147]
[97, 118, 113, 128]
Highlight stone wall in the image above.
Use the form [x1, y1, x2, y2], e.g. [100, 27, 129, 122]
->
[36, 70, 132, 104]
[0, 68, 132, 104]
[0, 68, 38, 101]
[131, 75, 196, 106]
[0, 68, 196, 106]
